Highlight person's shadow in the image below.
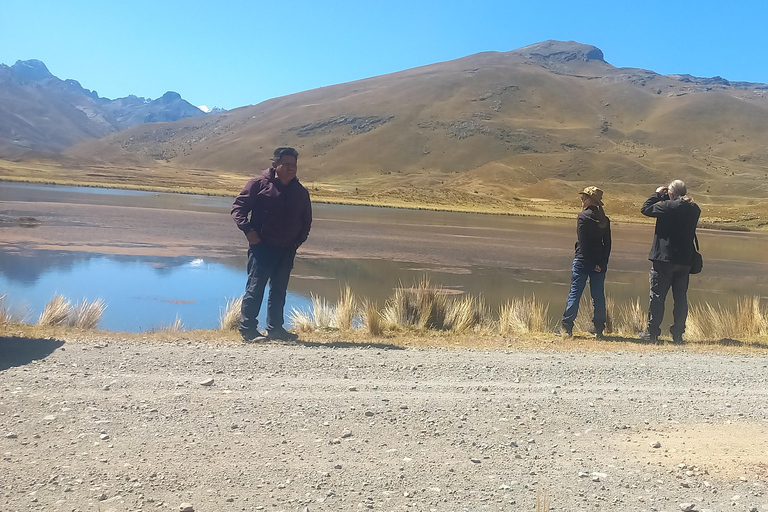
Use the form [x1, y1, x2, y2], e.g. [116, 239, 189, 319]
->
[0, 336, 65, 371]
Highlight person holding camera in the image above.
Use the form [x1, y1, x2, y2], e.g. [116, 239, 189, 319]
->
[639, 180, 700, 343]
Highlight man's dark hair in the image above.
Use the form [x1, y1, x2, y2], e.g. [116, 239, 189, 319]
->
[271, 147, 299, 161]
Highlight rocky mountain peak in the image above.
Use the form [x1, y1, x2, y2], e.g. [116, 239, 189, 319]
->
[159, 91, 182, 102]
[11, 59, 54, 82]
[511, 40, 606, 64]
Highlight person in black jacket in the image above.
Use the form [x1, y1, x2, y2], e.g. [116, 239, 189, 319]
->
[559, 186, 612, 338]
[639, 180, 700, 343]
[231, 147, 312, 342]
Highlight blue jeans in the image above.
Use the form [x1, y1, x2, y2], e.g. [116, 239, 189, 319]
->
[239, 242, 296, 335]
[561, 258, 607, 332]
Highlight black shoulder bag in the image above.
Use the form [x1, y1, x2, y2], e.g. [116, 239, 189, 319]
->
[689, 234, 703, 274]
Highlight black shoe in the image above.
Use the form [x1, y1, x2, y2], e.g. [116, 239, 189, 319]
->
[588, 326, 605, 340]
[671, 333, 684, 344]
[638, 331, 659, 343]
[241, 330, 267, 343]
[267, 328, 299, 341]
[555, 326, 573, 338]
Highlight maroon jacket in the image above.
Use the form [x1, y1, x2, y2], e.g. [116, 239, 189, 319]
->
[231, 169, 312, 248]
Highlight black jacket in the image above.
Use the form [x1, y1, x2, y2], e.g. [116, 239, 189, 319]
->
[641, 193, 700, 264]
[231, 169, 312, 248]
[574, 205, 612, 269]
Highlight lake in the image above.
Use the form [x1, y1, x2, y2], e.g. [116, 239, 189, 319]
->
[1, 182, 766, 332]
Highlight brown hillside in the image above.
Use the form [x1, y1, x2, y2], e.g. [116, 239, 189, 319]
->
[7, 40, 768, 223]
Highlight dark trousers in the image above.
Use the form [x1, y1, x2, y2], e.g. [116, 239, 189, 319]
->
[561, 258, 607, 332]
[240, 243, 296, 334]
[647, 260, 690, 337]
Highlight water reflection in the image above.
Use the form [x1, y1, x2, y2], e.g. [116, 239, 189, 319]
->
[0, 251, 310, 332]
[3, 247, 764, 333]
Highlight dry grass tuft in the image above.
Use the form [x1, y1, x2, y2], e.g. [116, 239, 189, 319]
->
[445, 295, 485, 333]
[288, 308, 314, 333]
[737, 296, 768, 336]
[332, 285, 356, 331]
[149, 315, 185, 333]
[687, 297, 768, 343]
[573, 294, 615, 334]
[362, 299, 384, 336]
[219, 297, 242, 331]
[310, 294, 335, 330]
[499, 296, 550, 335]
[288, 294, 335, 332]
[382, 277, 450, 331]
[0, 294, 7, 325]
[615, 297, 646, 336]
[68, 299, 106, 329]
[38, 295, 71, 327]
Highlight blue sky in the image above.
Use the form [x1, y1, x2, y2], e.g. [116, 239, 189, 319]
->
[2, 0, 766, 110]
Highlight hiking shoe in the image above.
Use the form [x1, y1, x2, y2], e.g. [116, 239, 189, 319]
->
[638, 331, 659, 343]
[671, 333, 684, 344]
[594, 331, 605, 340]
[267, 328, 299, 341]
[555, 326, 573, 338]
[241, 330, 267, 343]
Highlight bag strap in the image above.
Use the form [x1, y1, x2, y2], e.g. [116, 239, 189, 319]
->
[693, 233, 700, 253]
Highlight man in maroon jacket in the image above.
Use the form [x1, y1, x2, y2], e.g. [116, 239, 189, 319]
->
[231, 147, 312, 341]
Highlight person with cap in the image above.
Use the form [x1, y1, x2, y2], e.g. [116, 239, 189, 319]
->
[558, 186, 612, 338]
[638, 180, 700, 343]
[231, 147, 312, 342]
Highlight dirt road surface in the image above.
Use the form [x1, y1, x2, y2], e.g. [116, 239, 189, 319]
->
[3, 336, 768, 512]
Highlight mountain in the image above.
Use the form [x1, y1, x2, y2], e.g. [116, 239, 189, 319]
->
[0, 59, 204, 157]
[5, 42, 768, 218]
[198, 105, 227, 114]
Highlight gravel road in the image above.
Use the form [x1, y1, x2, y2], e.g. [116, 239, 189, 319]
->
[3, 336, 768, 512]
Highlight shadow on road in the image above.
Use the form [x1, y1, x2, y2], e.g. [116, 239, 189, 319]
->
[602, 334, 768, 349]
[0, 336, 65, 371]
[292, 339, 405, 350]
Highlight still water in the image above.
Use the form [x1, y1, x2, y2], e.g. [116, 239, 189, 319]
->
[1, 182, 767, 332]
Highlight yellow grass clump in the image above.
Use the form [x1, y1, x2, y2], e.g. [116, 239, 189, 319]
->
[362, 299, 384, 336]
[68, 298, 107, 329]
[499, 296, 550, 335]
[288, 294, 335, 332]
[332, 285, 357, 331]
[0, 294, 7, 325]
[615, 297, 646, 336]
[149, 315, 185, 333]
[38, 295, 71, 327]
[572, 294, 615, 334]
[219, 297, 242, 331]
[382, 277, 450, 331]
[445, 295, 486, 333]
[686, 297, 768, 343]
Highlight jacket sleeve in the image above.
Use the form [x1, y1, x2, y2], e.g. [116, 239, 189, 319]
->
[641, 193, 670, 217]
[294, 191, 312, 248]
[231, 178, 259, 233]
[601, 220, 612, 268]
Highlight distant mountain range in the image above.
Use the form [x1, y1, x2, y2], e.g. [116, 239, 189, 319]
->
[2, 42, 768, 213]
[0, 59, 211, 157]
